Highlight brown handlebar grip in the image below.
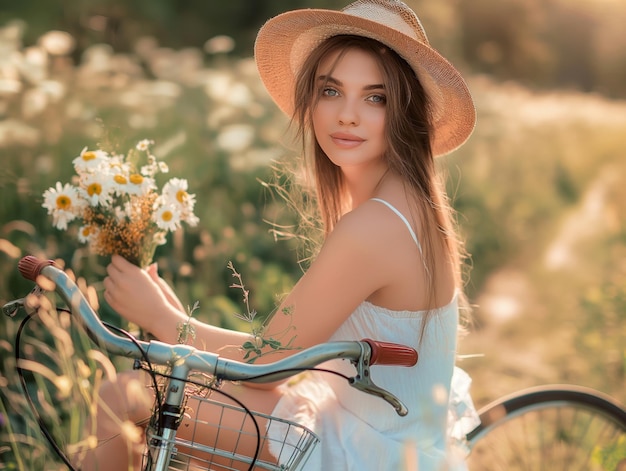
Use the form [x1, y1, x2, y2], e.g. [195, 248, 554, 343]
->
[363, 338, 418, 367]
[18, 256, 56, 282]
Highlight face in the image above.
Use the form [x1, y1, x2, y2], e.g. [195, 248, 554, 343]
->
[312, 48, 387, 172]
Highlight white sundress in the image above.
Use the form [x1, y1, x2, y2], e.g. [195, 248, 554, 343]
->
[267, 199, 480, 470]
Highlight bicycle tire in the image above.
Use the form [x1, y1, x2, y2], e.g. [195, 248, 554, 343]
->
[465, 384, 626, 471]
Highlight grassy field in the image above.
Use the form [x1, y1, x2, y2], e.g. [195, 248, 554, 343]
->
[455, 78, 626, 407]
[0, 23, 624, 469]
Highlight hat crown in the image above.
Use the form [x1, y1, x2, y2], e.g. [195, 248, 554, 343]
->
[342, 0, 429, 45]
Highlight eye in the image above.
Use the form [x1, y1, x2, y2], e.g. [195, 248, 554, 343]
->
[321, 87, 339, 97]
[367, 94, 386, 104]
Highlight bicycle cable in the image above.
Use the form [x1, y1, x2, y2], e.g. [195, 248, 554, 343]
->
[14, 307, 79, 471]
[143, 367, 262, 471]
[13, 308, 163, 471]
[140, 366, 352, 471]
[102, 322, 163, 432]
[237, 367, 352, 383]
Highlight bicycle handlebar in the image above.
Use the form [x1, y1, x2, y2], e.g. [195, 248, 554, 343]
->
[14, 255, 418, 415]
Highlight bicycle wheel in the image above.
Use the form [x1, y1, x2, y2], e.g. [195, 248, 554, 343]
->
[466, 385, 626, 471]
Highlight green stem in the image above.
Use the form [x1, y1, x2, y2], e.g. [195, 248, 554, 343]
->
[0, 396, 26, 470]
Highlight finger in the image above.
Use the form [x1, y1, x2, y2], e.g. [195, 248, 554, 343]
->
[106, 262, 122, 278]
[110, 254, 123, 266]
[103, 288, 115, 309]
[103, 278, 120, 306]
[111, 254, 135, 272]
[103, 276, 114, 290]
[147, 263, 159, 281]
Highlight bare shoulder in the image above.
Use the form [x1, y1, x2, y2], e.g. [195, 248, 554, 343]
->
[330, 199, 417, 250]
[270, 201, 416, 348]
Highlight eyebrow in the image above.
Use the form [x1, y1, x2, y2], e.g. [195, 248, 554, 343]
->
[318, 75, 385, 91]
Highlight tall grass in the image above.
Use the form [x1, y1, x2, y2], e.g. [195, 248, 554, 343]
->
[1, 23, 625, 468]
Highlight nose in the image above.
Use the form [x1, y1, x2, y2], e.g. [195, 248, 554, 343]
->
[338, 98, 359, 126]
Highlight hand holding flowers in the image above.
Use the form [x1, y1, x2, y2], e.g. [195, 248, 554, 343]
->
[42, 139, 198, 267]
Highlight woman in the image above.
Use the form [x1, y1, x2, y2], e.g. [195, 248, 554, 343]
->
[90, 1, 479, 469]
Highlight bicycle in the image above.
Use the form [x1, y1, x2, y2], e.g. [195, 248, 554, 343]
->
[6, 256, 418, 471]
[4, 255, 626, 470]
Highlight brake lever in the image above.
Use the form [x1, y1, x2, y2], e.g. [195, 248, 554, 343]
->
[2, 285, 45, 317]
[348, 342, 409, 416]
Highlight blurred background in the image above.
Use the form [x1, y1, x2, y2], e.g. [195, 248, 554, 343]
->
[0, 0, 625, 467]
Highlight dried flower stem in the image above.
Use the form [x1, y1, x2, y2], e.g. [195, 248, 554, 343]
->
[227, 261, 300, 363]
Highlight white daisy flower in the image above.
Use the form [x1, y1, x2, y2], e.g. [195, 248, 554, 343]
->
[80, 173, 112, 206]
[104, 154, 130, 176]
[140, 154, 166, 177]
[136, 139, 154, 151]
[42, 182, 82, 230]
[126, 173, 156, 195]
[72, 147, 109, 174]
[162, 178, 195, 210]
[153, 204, 181, 231]
[160, 178, 199, 226]
[140, 163, 158, 177]
[110, 172, 131, 196]
[77, 225, 97, 243]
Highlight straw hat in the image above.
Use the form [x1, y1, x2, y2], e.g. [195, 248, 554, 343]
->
[254, 0, 475, 157]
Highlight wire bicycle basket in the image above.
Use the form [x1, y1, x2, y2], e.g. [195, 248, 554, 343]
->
[143, 394, 319, 471]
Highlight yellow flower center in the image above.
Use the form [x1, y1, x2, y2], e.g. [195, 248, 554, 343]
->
[56, 195, 72, 210]
[114, 174, 128, 184]
[81, 226, 92, 236]
[129, 174, 143, 185]
[161, 210, 173, 222]
[87, 183, 102, 196]
[176, 190, 188, 203]
[82, 151, 97, 161]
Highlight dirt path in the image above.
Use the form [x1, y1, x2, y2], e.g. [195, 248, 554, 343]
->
[460, 165, 620, 405]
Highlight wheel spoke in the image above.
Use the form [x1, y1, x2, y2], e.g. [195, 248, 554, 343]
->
[466, 386, 626, 471]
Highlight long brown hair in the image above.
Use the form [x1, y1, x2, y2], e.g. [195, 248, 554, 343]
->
[290, 35, 468, 311]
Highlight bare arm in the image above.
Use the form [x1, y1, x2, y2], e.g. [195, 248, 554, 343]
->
[146, 263, 185, 312]
[103, 201, 419, 363]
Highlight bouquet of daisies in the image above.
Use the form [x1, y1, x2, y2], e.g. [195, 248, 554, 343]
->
[42, 139, 198, 267]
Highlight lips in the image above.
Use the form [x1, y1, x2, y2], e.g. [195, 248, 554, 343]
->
[330, 132, 365, 148]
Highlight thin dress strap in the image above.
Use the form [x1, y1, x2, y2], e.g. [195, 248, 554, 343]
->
[370, 198, 423, 256]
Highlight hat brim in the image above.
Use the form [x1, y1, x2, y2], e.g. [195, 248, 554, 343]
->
[255, 8, 475, 156]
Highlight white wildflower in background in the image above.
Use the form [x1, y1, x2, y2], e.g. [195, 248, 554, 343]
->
[204, 35, 235, 55]
[38, 30, 75, 56]
[42, 140, 198, 267]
